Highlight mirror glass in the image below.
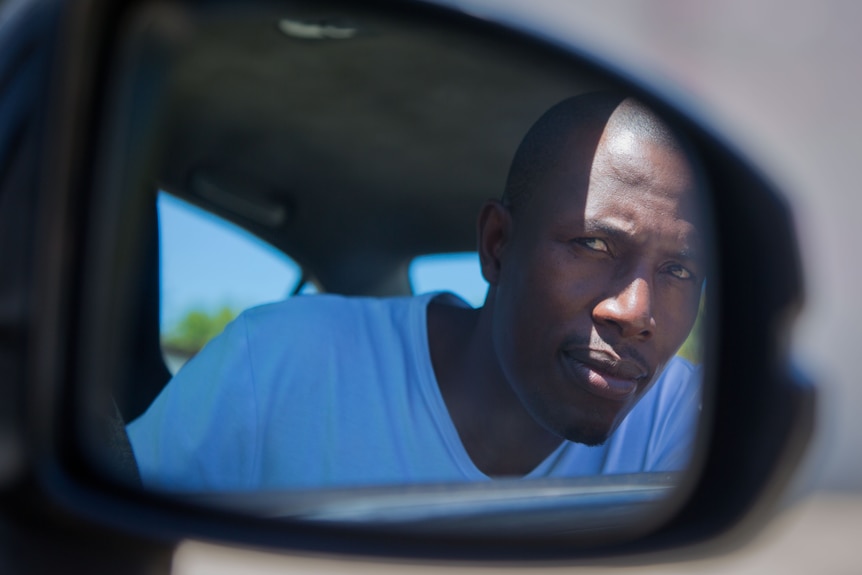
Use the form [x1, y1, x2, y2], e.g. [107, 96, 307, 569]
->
[81, 0, 712, 541]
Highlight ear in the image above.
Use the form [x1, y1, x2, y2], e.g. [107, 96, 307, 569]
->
[477, 199, 513, 286]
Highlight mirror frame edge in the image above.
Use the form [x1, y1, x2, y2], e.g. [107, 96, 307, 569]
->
[11, 0, 814, 565]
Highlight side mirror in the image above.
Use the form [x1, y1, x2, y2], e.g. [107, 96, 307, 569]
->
[0, 0, 813, 570]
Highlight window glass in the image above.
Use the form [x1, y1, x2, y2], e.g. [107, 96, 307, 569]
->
[409, 252, 488, 308]
[677, 291, 705, 364]
[158, 191, 311, 373]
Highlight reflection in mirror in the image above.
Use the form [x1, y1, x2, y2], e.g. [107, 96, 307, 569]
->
[158, 191, 317, 374]
[83, 0, 713, 542]
[409, 252, 488, 309]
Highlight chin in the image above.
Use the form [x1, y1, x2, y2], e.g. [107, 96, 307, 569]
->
[561, 426, 612, 447]
[523, 383, 628, 447]
[553, 407, 626, 447]
[546, 412, 615, 446]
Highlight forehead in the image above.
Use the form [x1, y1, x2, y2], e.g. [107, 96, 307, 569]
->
[591, 130, 700, 219]
[528, 127, 705, 249]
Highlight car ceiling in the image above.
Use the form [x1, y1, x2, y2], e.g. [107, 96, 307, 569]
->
[147, 2, 609, 295]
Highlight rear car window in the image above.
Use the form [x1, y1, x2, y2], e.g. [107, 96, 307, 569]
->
[408, 252, 488, 308]
[158, 191, 314, 373]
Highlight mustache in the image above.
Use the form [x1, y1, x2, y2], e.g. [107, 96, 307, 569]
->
[560, 334, 651, 376]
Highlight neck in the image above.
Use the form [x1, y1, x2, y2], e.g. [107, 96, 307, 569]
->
[427, 296, 563, 477]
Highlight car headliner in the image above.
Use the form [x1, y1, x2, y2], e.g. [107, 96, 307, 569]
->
[146, 4, 610, 295]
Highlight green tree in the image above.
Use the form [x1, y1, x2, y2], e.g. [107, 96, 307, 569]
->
[676, 296, 705, 364]
[162, 305, 239, 357]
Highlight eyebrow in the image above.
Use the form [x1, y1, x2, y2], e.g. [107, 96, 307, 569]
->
[582, 219, 701, 262]
[583, 219, 632, 238]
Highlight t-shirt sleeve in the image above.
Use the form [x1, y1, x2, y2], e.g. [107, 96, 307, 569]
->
[126, 314, 260, 491]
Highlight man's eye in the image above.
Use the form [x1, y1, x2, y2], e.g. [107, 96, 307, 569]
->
[576, 238, 610, 253]
[666, 264, 693, 280]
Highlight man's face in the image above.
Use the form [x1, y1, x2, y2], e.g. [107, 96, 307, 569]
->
[486, 124, 704, 446]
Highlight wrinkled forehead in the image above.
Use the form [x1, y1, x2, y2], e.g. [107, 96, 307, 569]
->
[527, 122, 708, 245]
[597, 125, 701, 208]
[590, 126, 707, 249]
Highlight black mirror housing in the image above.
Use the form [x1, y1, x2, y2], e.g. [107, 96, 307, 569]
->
[0, 0, 813, 570]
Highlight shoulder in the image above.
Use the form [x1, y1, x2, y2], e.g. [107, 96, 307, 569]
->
[243, 293, 425, 319]
[641, 355, 701, 419]
[653, 356, 701, 393]
[239, 294, 369, 338]
[642, 355, 702, 434]
[236, 294, 429, 351]
[598, 356, 702, 473]
[661, 355, 699, 377]
[243, 294, 359, 323]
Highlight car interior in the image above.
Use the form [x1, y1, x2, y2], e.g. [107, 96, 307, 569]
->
[112, 3, 617, 423]
[75, 1, 717, 541]
[0, 0, 819, 569]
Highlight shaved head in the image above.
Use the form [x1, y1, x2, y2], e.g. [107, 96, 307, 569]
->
[474, 91, 705, 455]
[502, 93, 685, 212]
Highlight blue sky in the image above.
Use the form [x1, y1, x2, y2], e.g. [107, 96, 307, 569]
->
[158, 192, 489, 331]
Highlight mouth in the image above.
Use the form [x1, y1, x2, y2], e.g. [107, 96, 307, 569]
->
[561, 348, 648, 402]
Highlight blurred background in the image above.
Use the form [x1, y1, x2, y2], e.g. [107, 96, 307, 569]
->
[173, 0, 861, 572]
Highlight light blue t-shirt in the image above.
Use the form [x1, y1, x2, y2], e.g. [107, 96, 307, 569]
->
[128, 293, 701, 491]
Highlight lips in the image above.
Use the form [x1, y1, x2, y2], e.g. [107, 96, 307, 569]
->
[561, 348, 648, 401]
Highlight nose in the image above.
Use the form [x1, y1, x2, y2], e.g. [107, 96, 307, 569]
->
[592, 276, 655, 340]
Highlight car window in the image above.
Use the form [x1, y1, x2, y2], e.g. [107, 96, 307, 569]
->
[677, 292, 705, 364]
[158, 191, 316, 374]
[409, 252, 488, 308]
